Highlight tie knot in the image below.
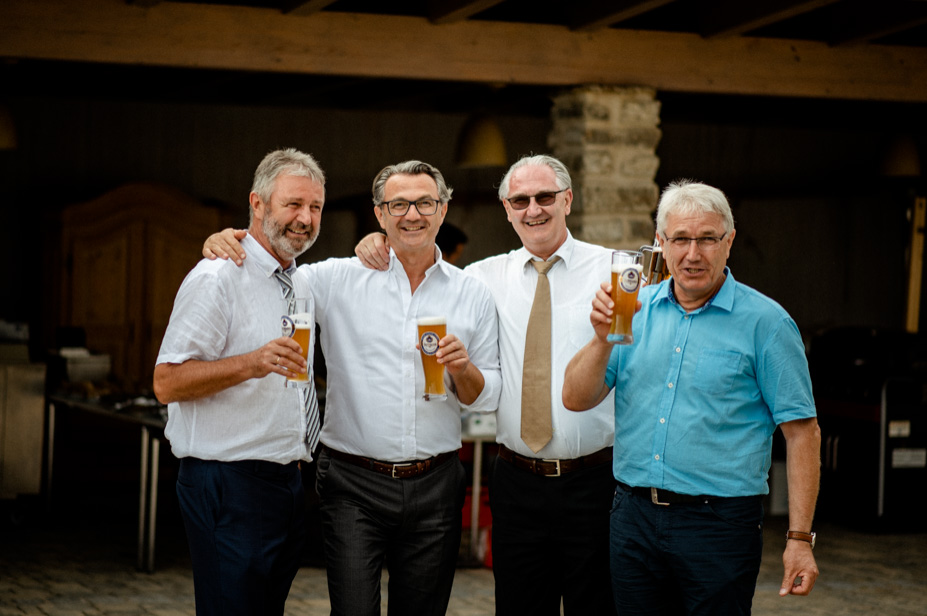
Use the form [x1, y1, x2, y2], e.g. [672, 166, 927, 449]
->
[274, 268, 295, 300]
[531, 256, 560, 276]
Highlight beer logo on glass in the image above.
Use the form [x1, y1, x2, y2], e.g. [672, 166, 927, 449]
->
[420, 331, 440, 356]
[281, 315, 296, 338]
[619, 267, 641, 293]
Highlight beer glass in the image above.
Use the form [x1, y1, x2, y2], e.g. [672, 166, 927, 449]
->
[640, 243, 669, 285]
[281, 298, 311, 387]
[608, 251, 643, 345]
[418, 316, 447, 401]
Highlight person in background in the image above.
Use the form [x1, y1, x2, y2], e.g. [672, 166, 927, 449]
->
[154, 148, 325, 615]
[563, 179, 821, 615]
[436, 221, 468, 265]
[202, 160, 502, 616]
[355, 154, 617, 615]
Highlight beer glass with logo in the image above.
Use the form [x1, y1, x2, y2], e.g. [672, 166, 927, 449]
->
[608, 251, 643, 345]
[281, 298, 311, 387]
[418, 316, 447, 401]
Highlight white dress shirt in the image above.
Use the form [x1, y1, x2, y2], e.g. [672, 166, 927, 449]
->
[302, 249, 501, 462]
[465, 232, 616, 459]
[157, 234, 314, 464]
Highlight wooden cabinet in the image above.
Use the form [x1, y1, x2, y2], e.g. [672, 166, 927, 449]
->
[59, 183, 227, 392]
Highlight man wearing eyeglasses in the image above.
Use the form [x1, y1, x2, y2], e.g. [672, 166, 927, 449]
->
[355, 154, 617, 615]
[202, 160, 502, 616]
[563, 180, 820, 615]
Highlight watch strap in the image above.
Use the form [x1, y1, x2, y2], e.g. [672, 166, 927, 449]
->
[786, 530, 815, 548]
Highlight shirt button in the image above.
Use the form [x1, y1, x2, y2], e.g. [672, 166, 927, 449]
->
[668, 383, 673, 388]
[675, 347, 681, 353]
[660, 418, 666, 424]
[655, 455, 660, 461]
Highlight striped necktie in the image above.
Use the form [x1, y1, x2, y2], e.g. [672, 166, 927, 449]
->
[274, 268, 320, 452]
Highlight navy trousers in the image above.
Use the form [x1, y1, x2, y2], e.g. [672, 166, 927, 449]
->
[176, 458, 307, 616]
[489, 454, 617, 616]
[609, 483, 764, 615]
[316, 448, 466, 616]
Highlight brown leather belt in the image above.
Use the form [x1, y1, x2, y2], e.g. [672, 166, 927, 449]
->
[323, 446, 457, 479]
[499, 445, 612, 477]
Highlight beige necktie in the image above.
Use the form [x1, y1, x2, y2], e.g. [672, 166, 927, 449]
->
[521, 257, 560, 453]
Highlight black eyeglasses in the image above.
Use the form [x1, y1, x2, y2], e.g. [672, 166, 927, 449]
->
[379, 198, 440, 217]
[505, 188, 566, 210]
[663, 233, 728, 250]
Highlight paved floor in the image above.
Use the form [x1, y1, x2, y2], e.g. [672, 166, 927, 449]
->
[2, 501, 926, 615]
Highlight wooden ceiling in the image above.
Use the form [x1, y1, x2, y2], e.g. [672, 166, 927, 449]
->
[2, 0, 927, 114]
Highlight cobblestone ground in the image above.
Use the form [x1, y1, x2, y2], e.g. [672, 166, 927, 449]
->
[2, 506, 925, 615]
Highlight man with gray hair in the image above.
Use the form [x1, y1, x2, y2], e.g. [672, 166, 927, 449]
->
[355, 154, 618, 615]
[563, 179, 820, 614]
[202, 160, 502, 616]
[155, 148, 325, 615]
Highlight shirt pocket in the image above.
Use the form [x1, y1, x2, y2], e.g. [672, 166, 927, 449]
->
[567, 305, 596, 351]
[693, 348, 743, 395]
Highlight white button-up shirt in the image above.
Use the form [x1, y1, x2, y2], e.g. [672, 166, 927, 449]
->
[157, 234, 314, 464]
[465, 232, 615, 459]
[302, 249, 501, 462]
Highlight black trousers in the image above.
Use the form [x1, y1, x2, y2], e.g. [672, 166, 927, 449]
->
[489, 453, 617, 616]
[316, 448, 467, 616]
[176, 457, 307, 616]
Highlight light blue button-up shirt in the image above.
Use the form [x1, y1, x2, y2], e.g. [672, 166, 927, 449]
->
[605, 268, 816, 497]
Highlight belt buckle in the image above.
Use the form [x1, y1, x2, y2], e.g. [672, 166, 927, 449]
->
[651, 487, 670, 506]
[391, 462, 413, 479]
[542, 459, 562, 477]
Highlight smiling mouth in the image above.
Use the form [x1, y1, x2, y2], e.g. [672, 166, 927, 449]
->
[525, 219, 548, 227]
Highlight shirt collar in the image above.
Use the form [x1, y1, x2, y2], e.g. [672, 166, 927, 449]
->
[385, 244, 449, 279]
[658, 266, 735, 313]
[243, 233, 295, 278]
[519, 230, 575, 271]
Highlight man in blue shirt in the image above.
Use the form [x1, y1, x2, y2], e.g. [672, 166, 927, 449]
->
[563, 180, 820, 615]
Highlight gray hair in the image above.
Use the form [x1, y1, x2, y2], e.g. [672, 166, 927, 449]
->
[497, 154, 572, 201]
[656, 180, 735, 238]
[250, 148, 326, 221]
[371, 160, 453, 205]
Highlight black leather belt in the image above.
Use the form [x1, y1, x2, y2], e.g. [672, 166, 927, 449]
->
[499, 445, 613, 477]
[617, 480, 716, 505]
[323, 446, 457, 479]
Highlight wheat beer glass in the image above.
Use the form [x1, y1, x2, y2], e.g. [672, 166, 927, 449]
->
[608, 251, 643, 345]
[640, 242, 669, 285]
[418, 316, 447, 401]
[281, 298, 311, 387]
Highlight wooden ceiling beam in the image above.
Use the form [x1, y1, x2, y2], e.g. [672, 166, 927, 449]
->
[701, 0, 841, 38]
[829, 2, 927, 46]
[570, 0, 677, 33]
[2, 0, 926, 103]
[282, 0, 340, 17]
[427, 0, 505, 24]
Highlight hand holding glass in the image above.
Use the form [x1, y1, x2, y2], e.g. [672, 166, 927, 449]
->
[281, 298, 311, 387]
[418, 316, 447, 401]
[608, 251, 643, 345]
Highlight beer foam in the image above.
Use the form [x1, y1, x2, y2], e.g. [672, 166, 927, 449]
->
[612, 263, 644, 274]
[417, 316, 446, 326]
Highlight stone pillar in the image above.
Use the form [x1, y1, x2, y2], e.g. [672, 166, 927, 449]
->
[548, 86, 662, 250]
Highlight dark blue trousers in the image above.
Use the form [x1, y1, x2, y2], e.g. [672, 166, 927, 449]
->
[609, 483, 764, 616]
[316, 448, 466, 616]
[489, 455, 617, 616]
[176, 458, 307, 616]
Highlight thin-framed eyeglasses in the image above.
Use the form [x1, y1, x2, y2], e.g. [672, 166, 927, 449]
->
[505, 188, 567, 210]
[379, 198, 441, 217]
[663, 232, 728, 250]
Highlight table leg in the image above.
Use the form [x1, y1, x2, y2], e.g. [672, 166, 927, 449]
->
[146, 436, 160, 573]
[45, 402, 56, 513]
[470, 439, 483, 561]
[138, 427, 149, 571]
